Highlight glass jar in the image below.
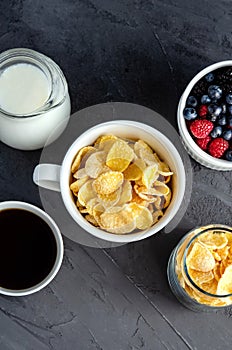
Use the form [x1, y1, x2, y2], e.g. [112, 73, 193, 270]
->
[167, 224, 232, 312]
[0, 48, 71, 150]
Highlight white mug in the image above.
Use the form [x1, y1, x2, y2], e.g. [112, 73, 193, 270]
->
[33, 120, 186, 243]
[0, 201, 63, 296]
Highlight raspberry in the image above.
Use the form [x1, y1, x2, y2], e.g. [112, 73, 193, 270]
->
[196, 136, 211, 150]
[208, 138, 229, 158]
[198, 105, 208, 118]
[190, 119, 214, 139]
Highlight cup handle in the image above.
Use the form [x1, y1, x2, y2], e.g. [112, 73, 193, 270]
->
[33, 164, 61, 192]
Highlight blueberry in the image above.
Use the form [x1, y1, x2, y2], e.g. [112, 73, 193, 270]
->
[201, 95, 211, 104]
[208, 104, 222, 117]
[208, 85, 222, 100]
[226, 93, 232, 105]
[218, 115, 227, 126]
[211, 126, 222, 138]
[221, 103, 227, 114]
[208, 115, 218, 122]
[228, 115, 232, 128]
[205, 72, 214, 82]
[186, 96, 198, 107]
[225, 150, 232, 161]
[183, 107, 197, 120]
[228, 105, 232, 115]
[223, 129, 232, 141]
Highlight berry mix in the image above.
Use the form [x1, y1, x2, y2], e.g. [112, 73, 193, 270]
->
[183, 67, 232, 161]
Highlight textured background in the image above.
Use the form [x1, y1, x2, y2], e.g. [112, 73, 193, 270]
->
[0, 0, 232, 349]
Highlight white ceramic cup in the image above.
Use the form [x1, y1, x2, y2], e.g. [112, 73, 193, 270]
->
[33, 120, 186, 243]
[177, 60, 232, 171]
[0, 201, 63, 296]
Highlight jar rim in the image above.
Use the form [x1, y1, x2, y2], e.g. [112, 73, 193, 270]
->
[0, 48, 68, 119]
[182, 225, 232, 298]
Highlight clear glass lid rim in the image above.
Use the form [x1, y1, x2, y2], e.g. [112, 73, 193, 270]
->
[180, 225, 232, 298]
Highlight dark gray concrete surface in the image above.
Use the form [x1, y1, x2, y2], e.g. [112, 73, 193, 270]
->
[0, 0, 232, 349]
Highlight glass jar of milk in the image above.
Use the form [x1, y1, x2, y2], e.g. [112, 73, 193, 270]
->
[0, 48, 71, 150]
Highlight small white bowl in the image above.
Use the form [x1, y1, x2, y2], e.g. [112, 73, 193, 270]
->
[177, 60, 232, 171]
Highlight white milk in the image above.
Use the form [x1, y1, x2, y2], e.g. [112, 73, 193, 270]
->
[0, 49, 71, 150]
[0, 64, 50, 115]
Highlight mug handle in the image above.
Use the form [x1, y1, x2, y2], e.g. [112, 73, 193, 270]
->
[33, 164, 61, 192]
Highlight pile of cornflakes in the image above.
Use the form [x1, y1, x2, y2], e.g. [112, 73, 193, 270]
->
[176, 229, 232, 306]
[70, 135, 173, 234]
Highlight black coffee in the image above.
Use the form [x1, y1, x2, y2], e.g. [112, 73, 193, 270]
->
[0, 208, 57, 290]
